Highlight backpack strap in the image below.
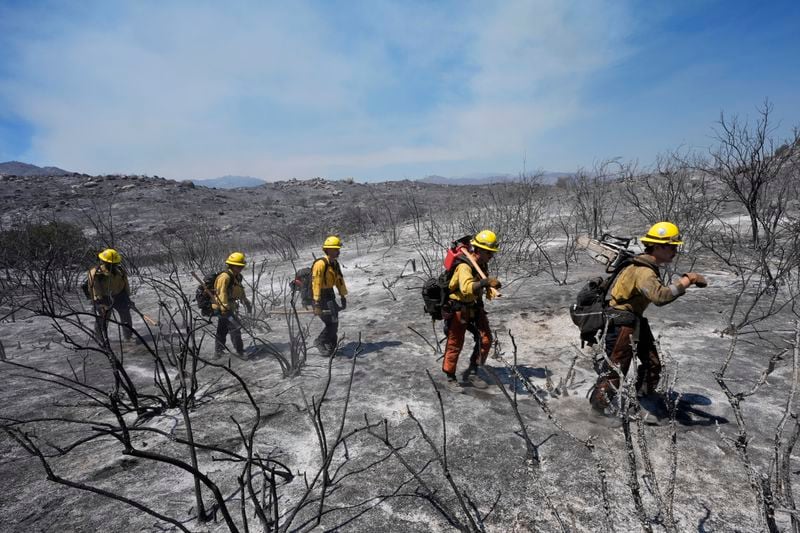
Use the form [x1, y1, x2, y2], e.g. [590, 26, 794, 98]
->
[603, 257, 660, 303]
[446, 253, 473, 278]
[313, 257, 331, 277]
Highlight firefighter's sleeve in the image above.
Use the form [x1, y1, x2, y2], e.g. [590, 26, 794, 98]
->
[215, 273, 231, 313]
[454, 263, 481, 298]
[637, 268, 685, 306]
[312, 259, 326, 302]
[88, 269, 102, 301]
[89, 269, 110, 302]
[335, 271, 348, 298]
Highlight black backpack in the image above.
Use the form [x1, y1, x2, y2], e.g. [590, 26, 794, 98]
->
[422, 271, 453, 321]
[290, 258, 332, 308]
[422, 236, 477, 321]
[569, 255, 657, 347]
[196, 271, 221, 316]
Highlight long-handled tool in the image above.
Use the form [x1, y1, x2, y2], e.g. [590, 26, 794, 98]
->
[262, 307, 326, 316]
[191, 271, 224, 311]
[577, 234, 634, 273]
[129, 303, 159, 326]
[140, 313, 159, 326]
[461, 251, 501, 298]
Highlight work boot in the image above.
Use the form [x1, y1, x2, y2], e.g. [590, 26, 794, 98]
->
[445, 373, 462, 393]
[461, 366, 488, 389]
[589, 382, 616, 411]
[314, 339, 328, 356]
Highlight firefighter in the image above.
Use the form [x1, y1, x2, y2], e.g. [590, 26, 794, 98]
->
[442, 230, 502, 391]
[589, 222, 707, 419]
[213, 252, 252, 358]
[88, 248, 134, 343]
[312, 236, 348, 356]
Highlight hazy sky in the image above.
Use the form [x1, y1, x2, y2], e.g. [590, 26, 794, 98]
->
[1, 1, 798, 181]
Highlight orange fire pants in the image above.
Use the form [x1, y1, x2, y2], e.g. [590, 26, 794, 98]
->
[442, 307, 492, 375]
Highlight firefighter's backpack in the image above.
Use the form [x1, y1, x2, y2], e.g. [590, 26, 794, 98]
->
[422, 236, 472, 321]
[570, 257, 658, 346]
[195, 272, 221, 316]
[290, 258, 335, 307]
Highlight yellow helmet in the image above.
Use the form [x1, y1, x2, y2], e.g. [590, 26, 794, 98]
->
[471, 229, 500, 252]
[322, 235, 342, 249]
[225, 252, 246, 266]
[640, 222, 683, 245]
[98, 248, 122, 264]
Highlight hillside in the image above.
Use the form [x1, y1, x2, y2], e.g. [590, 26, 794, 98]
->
[0, 161, 72, 177]
[0, 173, 488, 257]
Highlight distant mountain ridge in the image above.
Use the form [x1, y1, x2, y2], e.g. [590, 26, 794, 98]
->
[417, 171, 572, 185]
[0, 161, 573, 187]
[0, 161, 72, 176]
[192, 175, 266, 189]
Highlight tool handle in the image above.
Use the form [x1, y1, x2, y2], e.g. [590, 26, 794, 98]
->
[461, 252, 501, 298]
[141, 314, 158, 326]
[191, 270, 230, 313]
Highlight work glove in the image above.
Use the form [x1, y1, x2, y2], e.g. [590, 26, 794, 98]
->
[313, 301, 322, 316]
[340, 297, 347, 310]
[683, 272, 707, 288]
[480, 277, 502, 289]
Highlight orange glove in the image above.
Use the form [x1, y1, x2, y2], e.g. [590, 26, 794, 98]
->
[683, 272, 707, 288]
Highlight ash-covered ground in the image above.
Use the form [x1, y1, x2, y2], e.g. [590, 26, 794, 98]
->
[1, 216, 797, 532]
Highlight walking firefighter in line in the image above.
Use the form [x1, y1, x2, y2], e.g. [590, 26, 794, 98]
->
[312, 235, 348, 356]
[87, 248, 136, 343]
[442, 230, 503, 392]
[213, 252, 253, 358]
[589, 222, 707, 419]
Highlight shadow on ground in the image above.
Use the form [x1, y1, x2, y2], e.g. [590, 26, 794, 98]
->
[485, 365, 552, 394]
[244, 342, 292, 360]
[668, 391, 729, 426]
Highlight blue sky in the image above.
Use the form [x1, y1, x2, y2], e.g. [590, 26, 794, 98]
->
[0, 0, 798, 181]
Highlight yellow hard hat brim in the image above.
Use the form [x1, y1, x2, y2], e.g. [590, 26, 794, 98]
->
[640, 236, 683, 246]
[472, 242, 499, 252]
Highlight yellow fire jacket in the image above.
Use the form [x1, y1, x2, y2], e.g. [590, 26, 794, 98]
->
[312, 256, 347, 302]
[88, 264, 130, 302]
[608, 255, 685, 316]
[212, 269, 246, 314]
[447, 261, 487, 305]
